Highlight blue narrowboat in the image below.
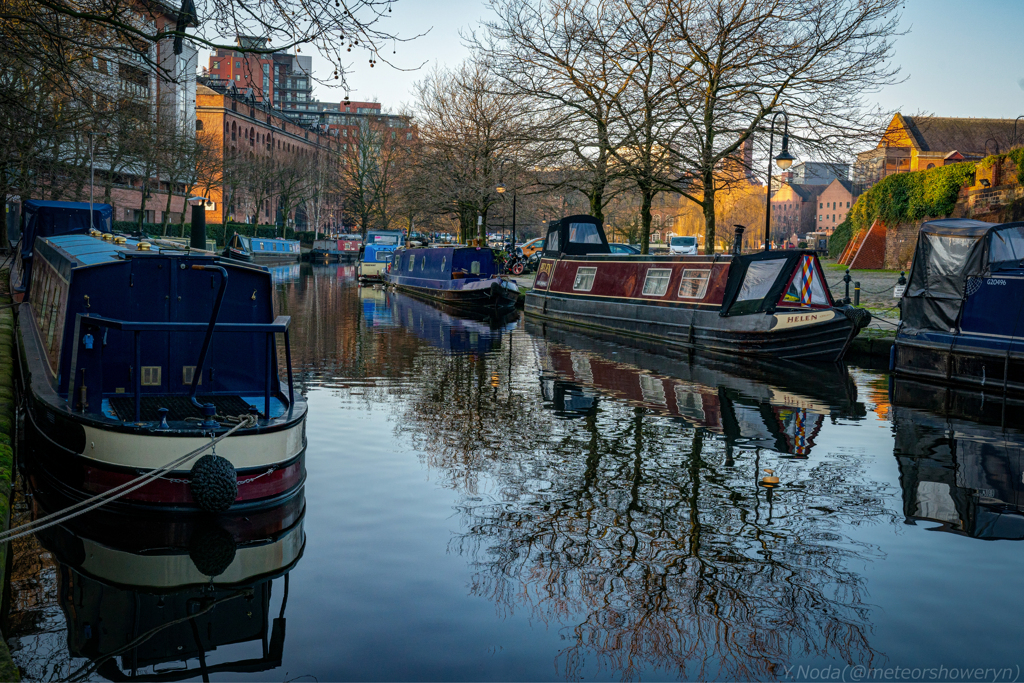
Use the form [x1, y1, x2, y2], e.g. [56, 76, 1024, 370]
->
[16, 231, 307, 512]
[894, 219, 1024, 393]
[357, 230, 405, 282]
[385, 246, 520, 311]
[224, 232, 301, 265]
[11, 199, 113, 302]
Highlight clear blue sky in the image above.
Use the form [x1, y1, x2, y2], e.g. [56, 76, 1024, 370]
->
[313, 0, 1024, 119]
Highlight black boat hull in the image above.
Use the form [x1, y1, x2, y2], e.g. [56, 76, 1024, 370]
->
[525, 290, 859, 362]
[392, 281, 520, 312]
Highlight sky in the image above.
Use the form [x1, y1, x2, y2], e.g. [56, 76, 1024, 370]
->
[213, 0, 1024, 118]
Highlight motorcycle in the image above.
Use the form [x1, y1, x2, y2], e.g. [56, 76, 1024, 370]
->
[504, 246, 528, 275]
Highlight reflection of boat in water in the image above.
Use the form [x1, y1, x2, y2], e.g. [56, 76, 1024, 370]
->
[359, 284, 393, 327]
[892, 378, 1024, 540]
[24, 472, 305, 679]
[268, 263, 302, 283]
[530, 319, 860, 457]
[390, 291, 517, 355]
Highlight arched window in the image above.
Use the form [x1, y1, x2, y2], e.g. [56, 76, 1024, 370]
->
[926, 163, 935, 169]
[196, 120, 204, 131]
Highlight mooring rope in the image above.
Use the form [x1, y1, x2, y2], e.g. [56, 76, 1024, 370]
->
[0, 413, 257, 544]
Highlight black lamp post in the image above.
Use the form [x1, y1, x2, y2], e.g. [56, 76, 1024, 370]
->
[496, 158, 517, 247]
[764, 111, 795, 251]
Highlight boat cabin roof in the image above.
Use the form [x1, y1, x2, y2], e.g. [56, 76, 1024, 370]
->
[396, 246, 498, 277]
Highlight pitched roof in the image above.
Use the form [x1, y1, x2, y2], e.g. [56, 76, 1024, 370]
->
[901, 116, 1020, 156]
[770, 183, 828, 203]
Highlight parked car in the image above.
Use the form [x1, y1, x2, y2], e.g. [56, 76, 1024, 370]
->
[669, 235, 698, 254]
[609, 243, 641, 254]
[520, 237, 546, 257]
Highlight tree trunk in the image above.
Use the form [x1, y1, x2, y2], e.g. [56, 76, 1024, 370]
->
[639, 186, 653, 255]
[161, 186, 174, 235]
[702, 169, 716, 255]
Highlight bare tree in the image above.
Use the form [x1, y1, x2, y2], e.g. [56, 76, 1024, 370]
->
[661, 0, 902, 252]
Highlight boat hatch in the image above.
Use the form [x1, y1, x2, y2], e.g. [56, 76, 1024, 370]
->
[720, 251, 832, 317]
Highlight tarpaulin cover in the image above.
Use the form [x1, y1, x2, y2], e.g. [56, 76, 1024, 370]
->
[903, 219, 994, 334]
[720, 251, 808, 316]
[544, 215, 610, 257]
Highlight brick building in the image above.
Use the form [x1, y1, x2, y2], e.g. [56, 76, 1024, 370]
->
[814, 179, 854, 233]
[205, 36, 314, 113]
[853, 114, 1022, 193]
[196, 83, 340, 228]
[770, 183, 826, 241]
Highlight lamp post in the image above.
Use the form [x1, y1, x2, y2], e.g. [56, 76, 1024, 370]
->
[1014, 115, 1024, 148]
[496, 158, 517, 247]
[764, 111, 795, 251]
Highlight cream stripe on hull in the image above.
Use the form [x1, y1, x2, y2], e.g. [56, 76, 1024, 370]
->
[78, 522, 304, 588]
[80, 421, 304, 470]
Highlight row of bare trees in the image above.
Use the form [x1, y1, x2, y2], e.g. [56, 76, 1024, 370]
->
[404, 0, 903, 253]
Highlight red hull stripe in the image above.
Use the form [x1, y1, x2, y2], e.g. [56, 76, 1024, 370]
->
[79, 460, 304, 504]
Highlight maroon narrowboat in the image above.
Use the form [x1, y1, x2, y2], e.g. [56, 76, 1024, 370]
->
[525, 216, 870, 362]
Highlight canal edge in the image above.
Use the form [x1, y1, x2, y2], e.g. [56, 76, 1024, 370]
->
[0, 269, 19, 682]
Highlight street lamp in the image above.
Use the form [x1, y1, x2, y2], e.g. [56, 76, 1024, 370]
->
[764, 111, 795, 251]
[496, 158, 517, 247]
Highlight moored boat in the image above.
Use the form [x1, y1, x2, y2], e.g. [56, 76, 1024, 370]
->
[16, 230, 307, 512]
[384, 246, 520, 311]
[310, 234, 361, 261]
[357, 229, 404, 282]
[525, 215, 869, 362]
[224, 232, 301, 265]
[893, 218, 1024, 393]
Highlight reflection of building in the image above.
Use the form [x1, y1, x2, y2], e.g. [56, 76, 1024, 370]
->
[853, 114, 1021, 193]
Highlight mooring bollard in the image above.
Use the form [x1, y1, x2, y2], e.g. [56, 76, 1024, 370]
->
[854, 281, 861, 306]
[843, 269, 852, 304]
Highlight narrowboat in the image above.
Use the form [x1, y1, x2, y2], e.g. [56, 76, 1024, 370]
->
[16, 231, 307, 512]
[25, 479, 304, 678]
[357, 229, 404, 282]
[525, 215, 870, 362]
[10, 199, 113, 302]
[531, 319, 859, 457]
[385, 246, 520, 311]
[310, 234, 361, 261]
[893, 219, 1024, 394]
[224, 232, 301, 265]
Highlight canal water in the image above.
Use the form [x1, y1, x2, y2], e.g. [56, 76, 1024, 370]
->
[5, 264, 1024, 681]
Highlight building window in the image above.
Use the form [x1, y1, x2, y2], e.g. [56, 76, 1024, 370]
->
[846, 201, 850, 207]
[819, 202, 823, 209]
[573, 267, 597, 292]
[196, 120, 203, 131]
[213, 61, 220, 69]
[235, 74, 241, 81]
[235, 61, 240, 68]
[642, 268, 672, 296]
[818, 215, 822, 222]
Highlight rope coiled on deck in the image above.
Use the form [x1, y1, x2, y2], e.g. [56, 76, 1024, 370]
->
[0, 414, 257, 544]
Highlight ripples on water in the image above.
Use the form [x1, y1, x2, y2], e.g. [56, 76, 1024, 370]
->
[7, 263, 1024, 681]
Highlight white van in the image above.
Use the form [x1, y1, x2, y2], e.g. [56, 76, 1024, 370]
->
[669, 235, 698, 254]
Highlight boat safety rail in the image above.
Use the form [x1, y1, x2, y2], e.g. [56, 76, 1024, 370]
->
[68, 313, 295, 422]
[0, 414, 258, 545]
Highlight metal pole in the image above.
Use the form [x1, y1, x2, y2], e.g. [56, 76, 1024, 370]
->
[764, 122, 775, 252]
[89, 132, 95, 232]
[511, 190, 517, 246]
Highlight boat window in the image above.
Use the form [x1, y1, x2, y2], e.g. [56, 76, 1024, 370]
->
[569, 222, 602, 244]
[736, 260, 786, 301]
[573, 266, 597, 291]
[441, 256, 447, 272]
[642, 268, 672, 296]
[782, 256, 829, 305]
[990, 225, 1024, 264]
[547, 229, 560, 253]
[420, 255, 426, 270]
[471, 261, 481, 275]
[678, 269, 710, 298]
[371, 234, 398, 245]
[407, 254, 415, 271]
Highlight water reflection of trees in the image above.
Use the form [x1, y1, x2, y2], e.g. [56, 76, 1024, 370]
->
[394, 332, 897, 680]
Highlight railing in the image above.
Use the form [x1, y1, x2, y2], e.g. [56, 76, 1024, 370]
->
[67, 314, 294, 424]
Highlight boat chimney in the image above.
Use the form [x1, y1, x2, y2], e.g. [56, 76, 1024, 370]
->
[189, 196, 207, 250]
[733, 224, 745, 255]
